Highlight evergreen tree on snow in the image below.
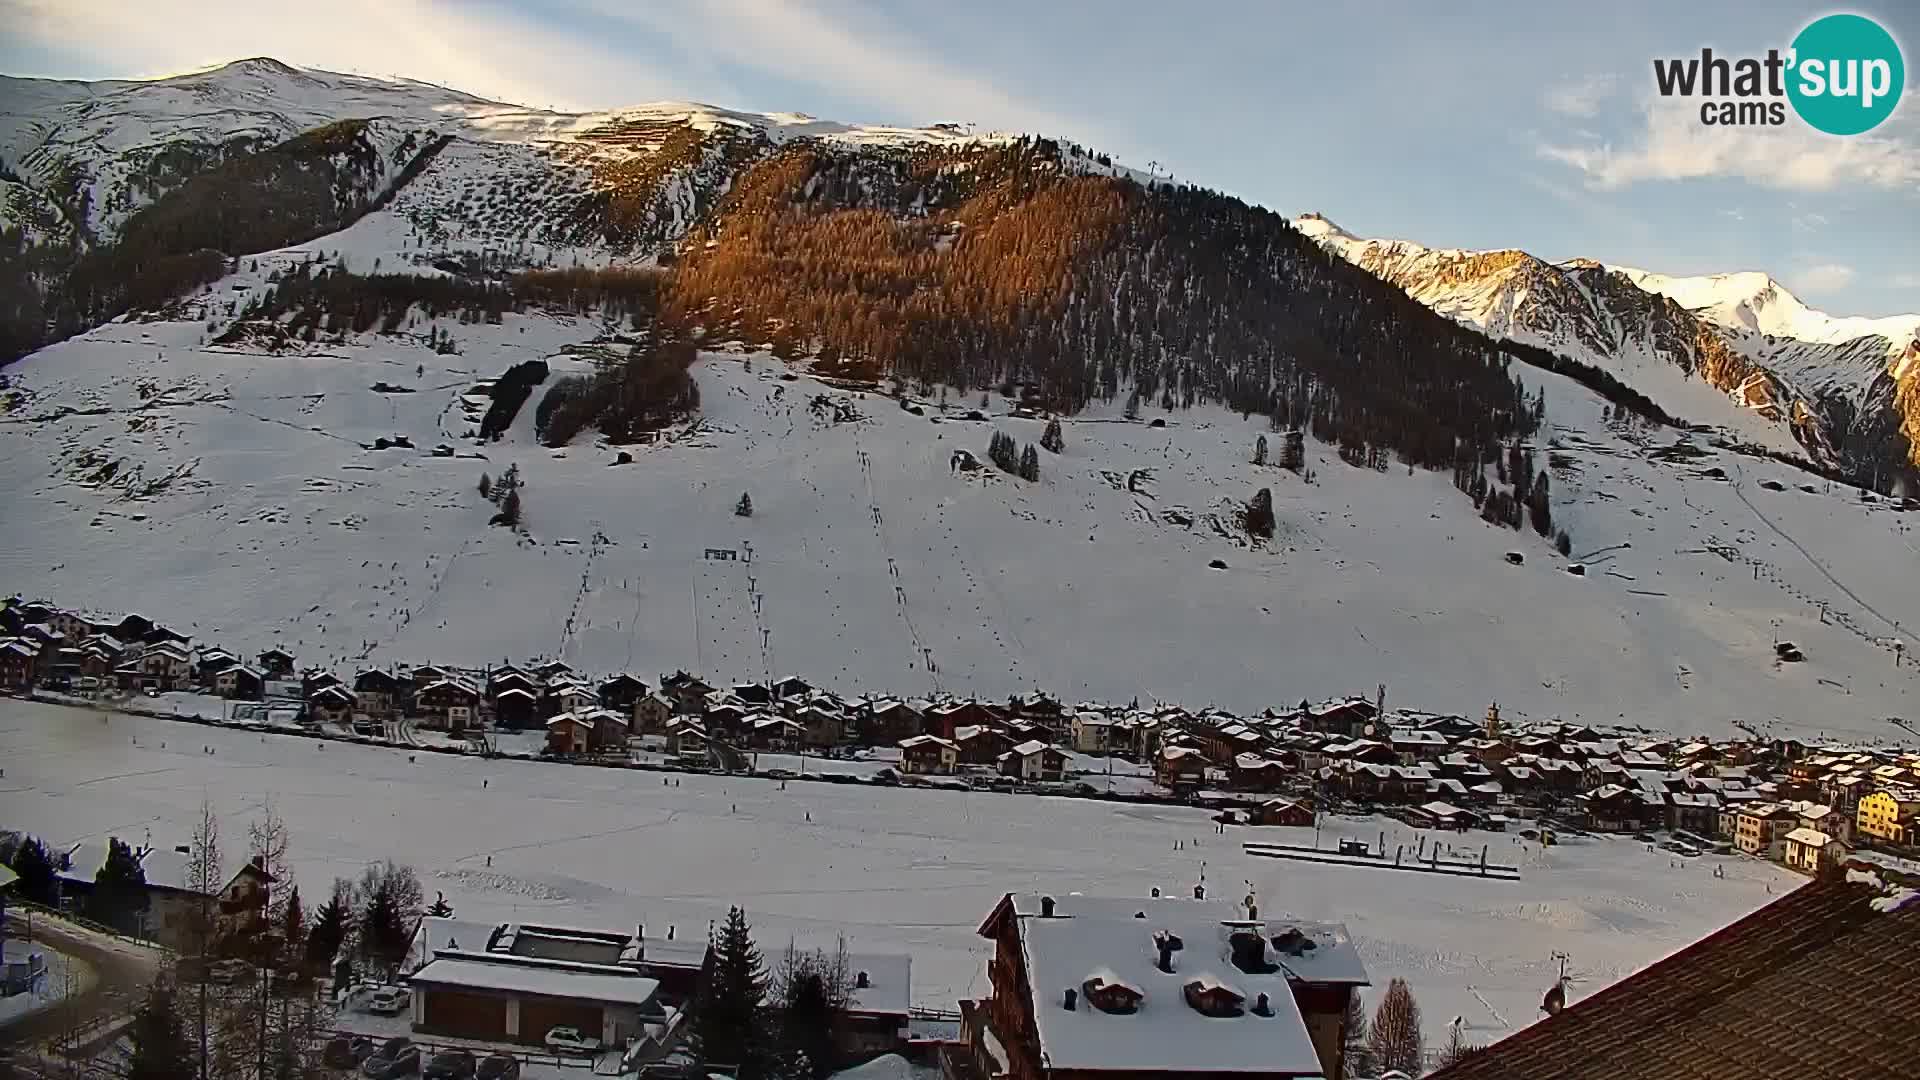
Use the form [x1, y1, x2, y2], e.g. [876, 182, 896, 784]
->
[693, 907, 773, 1078]
[1041, 417, 1064, 454]
[1020, 444, 1040, 481]
[127, 977, 194, 1080]
[1252, 434, 1268, 466]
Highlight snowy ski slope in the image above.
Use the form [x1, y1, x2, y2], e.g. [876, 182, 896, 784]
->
[3, 264, 1919, 743]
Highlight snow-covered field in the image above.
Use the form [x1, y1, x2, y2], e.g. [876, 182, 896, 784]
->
[5, 295, 1920, 742]
[0, 698, 1802, 1047]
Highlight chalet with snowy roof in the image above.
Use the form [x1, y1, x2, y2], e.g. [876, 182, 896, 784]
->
[213, 665, 264, 701]
[745, 714, 803, 751]
[1069, 712, 1126, 755]
[957, 892, 1369, 1080]
[862, 698, 925, 745]
[796, 704, 847, 749]
[633, 691, 673, 735]
[416, 678, 481, 732]
[1411, 800, 1473, 830]
[307, 685, 355, 725]
[407, 920, 667, 1046]
[353, 669, 401, 717]
[1426, 872, 1920, 1080]
[1254, 799, 1315, 828]
[247, 647, 291, 677]
[597, 674, 649, 711]
[1002, 741, 1069, 783]
[1388, 727, 1450, 764]
[1857, 788, 1920, 844]
[925, 699, 1000, 740]
[899, 735, 960, 775]
[46, 609, 95, 642]
[659, 670, 714, 711]
[534, 660, 575, 683]
[664, 718, 708, 759]
[957, 724, 1016, 767]
[544, 712, 594, 756]
[1155, 745, 1208, 791]
[195, 647, 240, 682]
[124, 640, 193, 692]
[730, 681, 773, 707]
[1231, 753, 1292, 792]
[771, 675, 813, 700]
[491, 687, 537, 729]
[488, 668, 539, 697]
[0, 638, 39, 690]
[837, 952, 915, 1060]
[1305, 697, 1377, 738]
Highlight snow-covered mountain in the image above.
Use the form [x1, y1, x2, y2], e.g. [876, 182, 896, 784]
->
[1293, 214, 1920, 486]
[3, 59, 1919, 746]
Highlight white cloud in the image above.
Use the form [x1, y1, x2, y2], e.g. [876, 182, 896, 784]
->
[0, 0, 693, 111]
[1792, 263, 1857, 295]
[1893, 272, 1920, 289]
[1, 0, 1096, 144]
[1543, 74, 1618, 118]
[564, 0, 1098, 140]
[1538, 96, 1920, 192]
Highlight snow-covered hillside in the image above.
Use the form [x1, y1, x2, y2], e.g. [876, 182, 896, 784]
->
[0, 58, 1025, 250]
[1293, 214, 1920, 483]
[3, 238, 1919, 744]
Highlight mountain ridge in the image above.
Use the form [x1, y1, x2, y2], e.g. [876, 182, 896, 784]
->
[1292, 212, 1920, 488]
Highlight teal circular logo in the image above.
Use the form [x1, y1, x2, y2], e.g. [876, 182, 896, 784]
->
[1788, 14, 1904, 135]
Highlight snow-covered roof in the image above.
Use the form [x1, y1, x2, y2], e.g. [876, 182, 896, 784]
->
[1418, 800, 1469, 818]
[1785, 827, 1834, 848]
[1011, 740, 1051, 756]
[1011, 896, 1324, 1075]
[844, 951, 912, 1017]
[898, 735, 957, 751]
[410, 952, 660, 1006]
[411, 916, 501, 970]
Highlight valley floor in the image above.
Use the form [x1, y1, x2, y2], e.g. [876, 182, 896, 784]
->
[0, 697, 1802, 1048]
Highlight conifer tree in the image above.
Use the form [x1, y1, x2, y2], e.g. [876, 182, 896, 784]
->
[91, 836, 149, 934]
[693, 907, 773, 1078]
[1253, 434, 1267, 466]
[128, 977, 195, 1080]
[7, 835, 56, 904]
[1040, 417, 1064, 454]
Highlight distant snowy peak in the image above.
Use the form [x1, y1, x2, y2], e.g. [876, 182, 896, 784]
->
[1289, 214, 1920, 481]
[1612, 265, 1920, 355]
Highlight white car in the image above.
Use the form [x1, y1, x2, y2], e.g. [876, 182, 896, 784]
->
[542, 1027, 601, 1056]
[367, 986, 411, 1015]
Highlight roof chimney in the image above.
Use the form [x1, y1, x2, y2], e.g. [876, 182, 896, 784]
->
[1252, 992, 1273, 1017]
[856, 971, 870, 989]
[1040, 895, 1056, 918]
[1151, 887, 1161, 898]
[1063, 988, 1077, 1011]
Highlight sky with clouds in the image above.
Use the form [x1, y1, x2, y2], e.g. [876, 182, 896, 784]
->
[4, 0, 1916, 315]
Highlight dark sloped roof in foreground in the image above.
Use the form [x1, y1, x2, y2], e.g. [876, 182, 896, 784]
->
[1429, 872, 1920, 1080]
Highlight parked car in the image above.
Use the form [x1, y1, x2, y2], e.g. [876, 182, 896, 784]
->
[377, 1039, 415, 1062]
[324, 1037, 377, 1070]
[543, 1027, 601, 1056]
[367, 986, 411, 1015]
[476, 1055, 520, 1080]
[362, 1045, 420, 1080]
[423, 1050, 476, 1080]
